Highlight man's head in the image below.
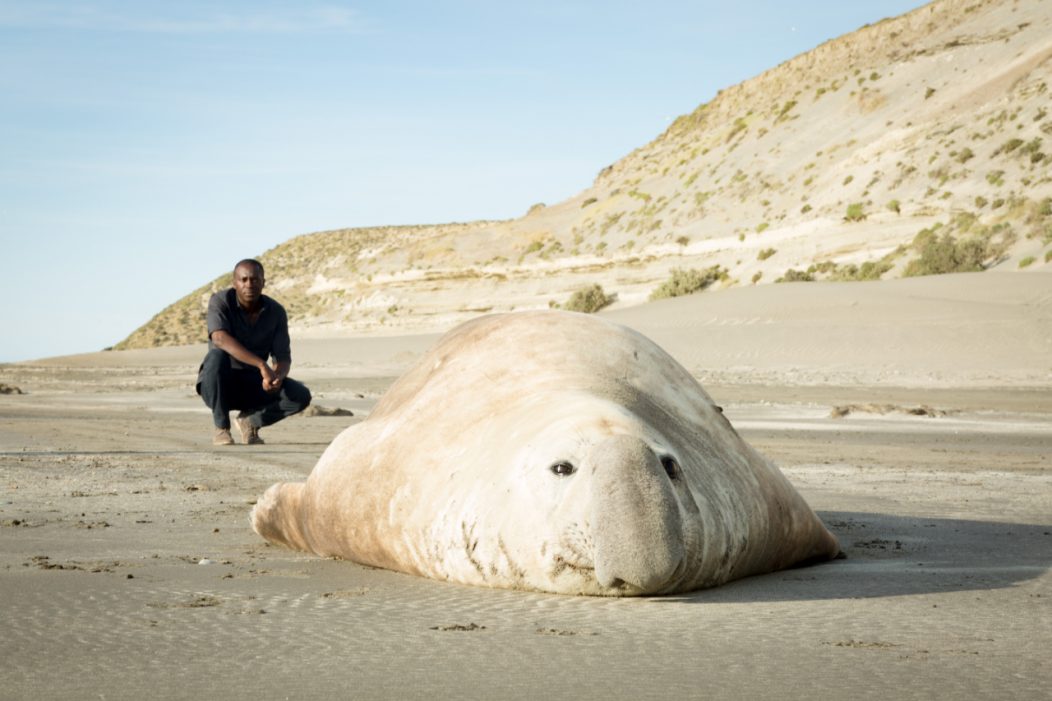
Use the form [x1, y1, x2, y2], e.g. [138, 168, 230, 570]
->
[233, 259, 265, 308]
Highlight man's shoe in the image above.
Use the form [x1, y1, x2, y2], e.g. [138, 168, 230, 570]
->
[213, 428, 235, 446]
[236, 413, 264, 445]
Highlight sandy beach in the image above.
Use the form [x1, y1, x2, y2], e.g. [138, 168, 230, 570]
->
[2, 272, 1050, 700]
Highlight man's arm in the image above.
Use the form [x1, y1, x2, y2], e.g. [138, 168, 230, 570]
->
[211, 329, 281, 390]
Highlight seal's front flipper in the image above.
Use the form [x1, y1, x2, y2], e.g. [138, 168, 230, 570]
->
[250, 482, 308, 552]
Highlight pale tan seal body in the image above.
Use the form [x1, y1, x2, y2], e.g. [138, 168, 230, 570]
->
[251, 311, 840, 595]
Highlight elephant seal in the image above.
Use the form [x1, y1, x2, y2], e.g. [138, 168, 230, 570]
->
[251, 311, 840, 595]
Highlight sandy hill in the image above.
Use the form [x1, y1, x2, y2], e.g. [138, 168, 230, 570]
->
[117, 0, 1052, 350]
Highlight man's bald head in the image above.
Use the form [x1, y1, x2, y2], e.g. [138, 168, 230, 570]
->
[234, 259, 264, 277]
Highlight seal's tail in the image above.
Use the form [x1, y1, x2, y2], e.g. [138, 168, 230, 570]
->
[250, 482, 309, 552]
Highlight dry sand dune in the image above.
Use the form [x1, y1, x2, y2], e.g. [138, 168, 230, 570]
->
[1, 273, 1050, 699]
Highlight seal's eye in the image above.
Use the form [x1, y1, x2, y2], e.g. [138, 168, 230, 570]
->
[661, 456, 680, 480]
[550, 461, 576, 477]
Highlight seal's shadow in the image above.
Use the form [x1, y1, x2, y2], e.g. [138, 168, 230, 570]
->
[663, 511, 1052, 603]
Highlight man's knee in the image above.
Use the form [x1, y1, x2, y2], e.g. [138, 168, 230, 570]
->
[200, 348, 232, 375]
[196, 349, 232, 397]
[283, 379, 312, 410]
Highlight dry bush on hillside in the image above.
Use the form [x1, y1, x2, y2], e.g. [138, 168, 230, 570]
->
[776, 268, 815, 283]
[904, 233, 989, 277]
[562, 284, 615, 314]
[650, 266, 727, 300]
[844, 203, 867, 222]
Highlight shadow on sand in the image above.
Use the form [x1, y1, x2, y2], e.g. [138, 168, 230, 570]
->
[663, 511, 1052, 603]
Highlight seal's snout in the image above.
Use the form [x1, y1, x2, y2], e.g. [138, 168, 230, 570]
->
[587, 435, 685, 592]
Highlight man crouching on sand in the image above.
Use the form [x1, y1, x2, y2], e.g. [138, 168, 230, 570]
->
[196, 258, 311, 445]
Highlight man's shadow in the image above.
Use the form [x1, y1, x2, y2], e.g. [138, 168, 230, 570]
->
[662, 511, 1052, 603]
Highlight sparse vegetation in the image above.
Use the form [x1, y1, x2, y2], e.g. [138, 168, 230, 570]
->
[561, 284, 615, 313]
[776, 268, 815, 283]
[650, 266, 727, 300]
[726, 117, 748, 142]
[993, 138, 1024, 156]
[775, 100, 797, 123]
[116, 17, 1052, 352]
[830, 259, 893, 281]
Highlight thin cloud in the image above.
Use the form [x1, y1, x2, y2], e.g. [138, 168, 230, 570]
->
[0, 2, 366, 34]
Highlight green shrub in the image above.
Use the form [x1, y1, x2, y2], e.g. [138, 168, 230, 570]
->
[801, 204, 813, 214]
[777, 100, 797, 118]
[675, 235, 690, 247]
[1018, 256, 1035, 268]
[844, 203, 867, 222]
[755, 222, 769, 233]
[751, 271, 763, 284]
[776, 268, 815, 283]
[975, 196, 989, 208]
[1019, 138, 1043, 157]
[830, 260, 893, 281]
[1045, 250, 1052, 263]
[757, 248, 777, 261]
[994, 138, 1024, 156]
[903, 234, 989, 277]
[562, 284, 614, 313]
[581, 197, 598, 208]
[650, 266, 727, 300]
[925, 87, 936, 99]
[955, 147, 975, 163]
[887, 199, 901, 214]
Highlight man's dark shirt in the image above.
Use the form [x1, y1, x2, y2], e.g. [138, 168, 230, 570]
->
[205, 288, 291, 371]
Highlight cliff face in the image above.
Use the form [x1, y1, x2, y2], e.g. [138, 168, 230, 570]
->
[118, 0, 1052, 350]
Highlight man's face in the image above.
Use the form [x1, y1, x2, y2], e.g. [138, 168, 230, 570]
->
[233, 263, 265, 307]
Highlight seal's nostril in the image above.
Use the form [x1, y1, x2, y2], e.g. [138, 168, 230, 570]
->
[661, 456, 679, 480]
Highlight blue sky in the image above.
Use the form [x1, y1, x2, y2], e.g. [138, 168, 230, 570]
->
[0, 0, 925, 362]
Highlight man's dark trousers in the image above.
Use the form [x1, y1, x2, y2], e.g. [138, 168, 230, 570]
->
[196, 349, 311, 429]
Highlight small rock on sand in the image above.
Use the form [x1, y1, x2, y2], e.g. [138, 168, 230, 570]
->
[300, 405, 354, 418]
